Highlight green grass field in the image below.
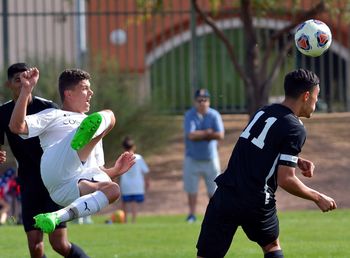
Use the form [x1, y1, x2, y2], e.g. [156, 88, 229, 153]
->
[1, 209, 349, 258]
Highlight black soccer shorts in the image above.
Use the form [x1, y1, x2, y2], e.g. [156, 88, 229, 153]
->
[196, 186, 279, 257]
[21, 187, 66, 232]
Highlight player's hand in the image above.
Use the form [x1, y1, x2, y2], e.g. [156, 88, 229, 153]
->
[113, 151, 136, 176]
[297, 157, 314, 178]
[20, 67, 39, 94]
[315, 193, 337, 212]
[0, 150, 6, 163]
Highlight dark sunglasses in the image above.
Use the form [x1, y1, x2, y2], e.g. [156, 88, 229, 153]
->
[196, 98, 208, 103]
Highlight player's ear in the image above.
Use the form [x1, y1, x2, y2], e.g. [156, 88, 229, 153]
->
[64, 89, 71, 99]
[302, 91, 310, 102]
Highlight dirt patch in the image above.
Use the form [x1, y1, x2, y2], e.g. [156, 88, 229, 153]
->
[111, 113, 350, 216]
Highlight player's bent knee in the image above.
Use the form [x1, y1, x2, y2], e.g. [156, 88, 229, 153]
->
[108, 110, 116, 125]
[102, 109, 116, 128]
[111, 182, 121, 201]
[102, 182, 120, 203]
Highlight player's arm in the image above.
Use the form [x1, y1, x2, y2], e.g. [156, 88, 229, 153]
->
[9, 68, 39, 135]
[277, 165, 337, 212]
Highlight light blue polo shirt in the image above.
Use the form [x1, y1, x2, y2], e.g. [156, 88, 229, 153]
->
[184, 107, 224, 160]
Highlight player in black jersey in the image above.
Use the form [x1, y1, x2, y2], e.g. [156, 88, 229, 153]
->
[196, 69, 337, 258]
[0, 63, 89, 257]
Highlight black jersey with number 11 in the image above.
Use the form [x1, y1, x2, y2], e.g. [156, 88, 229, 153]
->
[215, 104, 306, 209]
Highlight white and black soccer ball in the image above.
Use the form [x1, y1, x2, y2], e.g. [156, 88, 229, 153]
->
[294, 19, 332, 57]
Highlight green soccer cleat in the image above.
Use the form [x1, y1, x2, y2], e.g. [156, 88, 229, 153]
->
[33, 213, 61, 233]
[71, 112, 102, 151]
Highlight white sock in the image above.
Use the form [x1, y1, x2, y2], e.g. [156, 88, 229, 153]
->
[93, 111, 112, 138]
[55, 191, 109, 223]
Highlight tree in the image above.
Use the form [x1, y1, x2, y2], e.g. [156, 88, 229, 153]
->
[138, 0, 349, 115]
[192, 0, 340, 115]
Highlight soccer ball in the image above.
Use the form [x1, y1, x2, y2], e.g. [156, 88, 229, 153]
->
[294, 19, 332, 57]
[111, 209, 125, 223]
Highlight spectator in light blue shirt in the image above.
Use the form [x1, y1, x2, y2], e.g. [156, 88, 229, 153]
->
[183, 88, 224, 223]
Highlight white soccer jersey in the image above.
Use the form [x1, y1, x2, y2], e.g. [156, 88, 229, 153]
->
[22, 108, 104, 166]
[21, 108, 86, 150]
[20, 108, 106, 206]
[120, 154, 149, 195]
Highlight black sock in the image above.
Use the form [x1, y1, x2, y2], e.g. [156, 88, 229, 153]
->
[66, 243, 90, 258]
[42, 255, 47, 258]
[264, 249, 284, 258]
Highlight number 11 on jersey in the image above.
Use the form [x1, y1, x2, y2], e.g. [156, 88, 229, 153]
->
[240, 111, 277, 149]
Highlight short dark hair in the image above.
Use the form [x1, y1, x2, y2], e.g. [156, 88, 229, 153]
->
[7, 63, 29, 79]
[58, 68, 91, 102]
[122, 136, 135, 150]
[284, 69, 320, 99]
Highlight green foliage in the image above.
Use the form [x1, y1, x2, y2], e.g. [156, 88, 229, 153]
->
[208, 0, 224, 14]
[217, 0, 350, 21]
[1, 210, 350, 257]
[252, 0, 280, 12]
[136, 0, 164, 12]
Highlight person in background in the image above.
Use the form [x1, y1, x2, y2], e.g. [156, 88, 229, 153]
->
[120, 136, 150, 223]
[0, 63, 89, 257]
[183, 88, 225, 223]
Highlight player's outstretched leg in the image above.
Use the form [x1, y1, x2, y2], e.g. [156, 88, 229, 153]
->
[71, 112, 103, 150]
[71, 111, 114, 151]
[34, 190, 110, 234]
[33, 213, 61, 233]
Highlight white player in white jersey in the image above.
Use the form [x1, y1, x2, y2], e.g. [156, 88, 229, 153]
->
[9, 67, 135, 233]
